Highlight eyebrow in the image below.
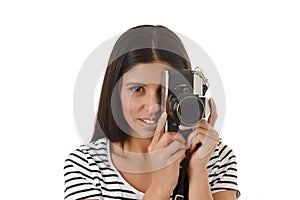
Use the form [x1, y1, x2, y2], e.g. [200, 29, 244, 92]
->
[125, 82, 144, 86]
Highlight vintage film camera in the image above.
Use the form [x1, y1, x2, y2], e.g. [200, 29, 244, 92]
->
[161, 67, 210, 138]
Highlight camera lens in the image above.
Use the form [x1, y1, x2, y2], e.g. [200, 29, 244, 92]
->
[176, 96, 204, 126]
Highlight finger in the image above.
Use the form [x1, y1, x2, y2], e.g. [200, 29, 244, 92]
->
[189, 131, 218, 159]
[188, 131, 206, 150]
[189, 130, 218, 150]
[179, 119, 210, 131]
[208, 98, 218, 127]
[155, 148, 186, 170]
[158, 139, 186, 159]
[163, 144, 186, 167]
[186, 128, 206, 148]
[175, 148, 187, 164]
[196, 127, 219, 142]
[148, 139, 185, 170]
[198, 119, 210, 130]
[171, 132, 185, 145]
[194, 139, 218, 159]
[148, 112, 167, 152]
[155, 132, 184, 151]
[186, 127, 219, 148]
[154, 112, 167, 135]
[178, 124, 198, 130]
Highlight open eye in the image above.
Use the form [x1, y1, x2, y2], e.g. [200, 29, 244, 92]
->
[130, 85, 144, 92]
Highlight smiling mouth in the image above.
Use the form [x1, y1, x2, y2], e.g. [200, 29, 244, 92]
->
[137, 118, 159, 130]
[139, 118, 157, 124]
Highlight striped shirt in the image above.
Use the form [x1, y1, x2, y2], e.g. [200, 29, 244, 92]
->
[64, 137, 239, 200]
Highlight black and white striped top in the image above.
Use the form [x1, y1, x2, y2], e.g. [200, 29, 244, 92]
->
[64, 137, 239, 200]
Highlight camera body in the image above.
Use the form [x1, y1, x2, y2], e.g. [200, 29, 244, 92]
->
[161, 68, 210, 137]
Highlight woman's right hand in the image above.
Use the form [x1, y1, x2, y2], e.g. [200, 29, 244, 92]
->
[143, 112, 186, 199]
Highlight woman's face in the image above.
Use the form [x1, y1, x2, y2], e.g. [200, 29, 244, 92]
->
[120, 62, 172, 138]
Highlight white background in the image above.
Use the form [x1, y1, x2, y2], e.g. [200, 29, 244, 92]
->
[1, 1, 299, 199]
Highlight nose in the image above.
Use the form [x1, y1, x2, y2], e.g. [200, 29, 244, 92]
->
[144, 89, 161, 116]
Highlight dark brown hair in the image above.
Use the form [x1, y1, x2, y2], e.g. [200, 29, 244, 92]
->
[91, 25, 191, 146]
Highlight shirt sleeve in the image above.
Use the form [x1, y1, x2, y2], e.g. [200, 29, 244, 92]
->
[209, 144, 240, 197]
[64, 148, 102, 200]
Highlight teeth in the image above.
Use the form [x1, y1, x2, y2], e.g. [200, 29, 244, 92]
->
[141, 119, 156, 124]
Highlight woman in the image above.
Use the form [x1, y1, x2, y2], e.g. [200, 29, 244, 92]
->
[64, 25, 240, 200]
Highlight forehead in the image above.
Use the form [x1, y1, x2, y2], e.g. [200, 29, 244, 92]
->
[122, 62, 172, 84]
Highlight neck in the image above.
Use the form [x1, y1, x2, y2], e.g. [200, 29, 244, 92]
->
[122, 136, 152, 153]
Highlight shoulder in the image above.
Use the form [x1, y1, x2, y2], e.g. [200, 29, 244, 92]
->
[64, 138, 144, 200]
[63, 137, 110, 200]
[208, 140, 237, 168]
[65, 137, 109, 167]
[207, 140, 239, 195]
[64, 137, 110, 183]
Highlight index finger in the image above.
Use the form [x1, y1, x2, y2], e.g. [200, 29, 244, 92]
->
[208, 98, 218, 127]
[148, 112, 167, 152]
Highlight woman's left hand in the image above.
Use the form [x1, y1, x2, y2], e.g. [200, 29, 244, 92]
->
[183, 98, 220, 171]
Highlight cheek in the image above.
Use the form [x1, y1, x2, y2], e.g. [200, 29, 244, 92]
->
[120, 92, 136, 119]
[126, 96, 139, 117]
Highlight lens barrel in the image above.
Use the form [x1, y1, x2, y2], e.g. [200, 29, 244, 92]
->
[168, 94, 204, 126]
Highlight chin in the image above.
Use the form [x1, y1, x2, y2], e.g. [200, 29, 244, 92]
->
[129, 127, 156, 139]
